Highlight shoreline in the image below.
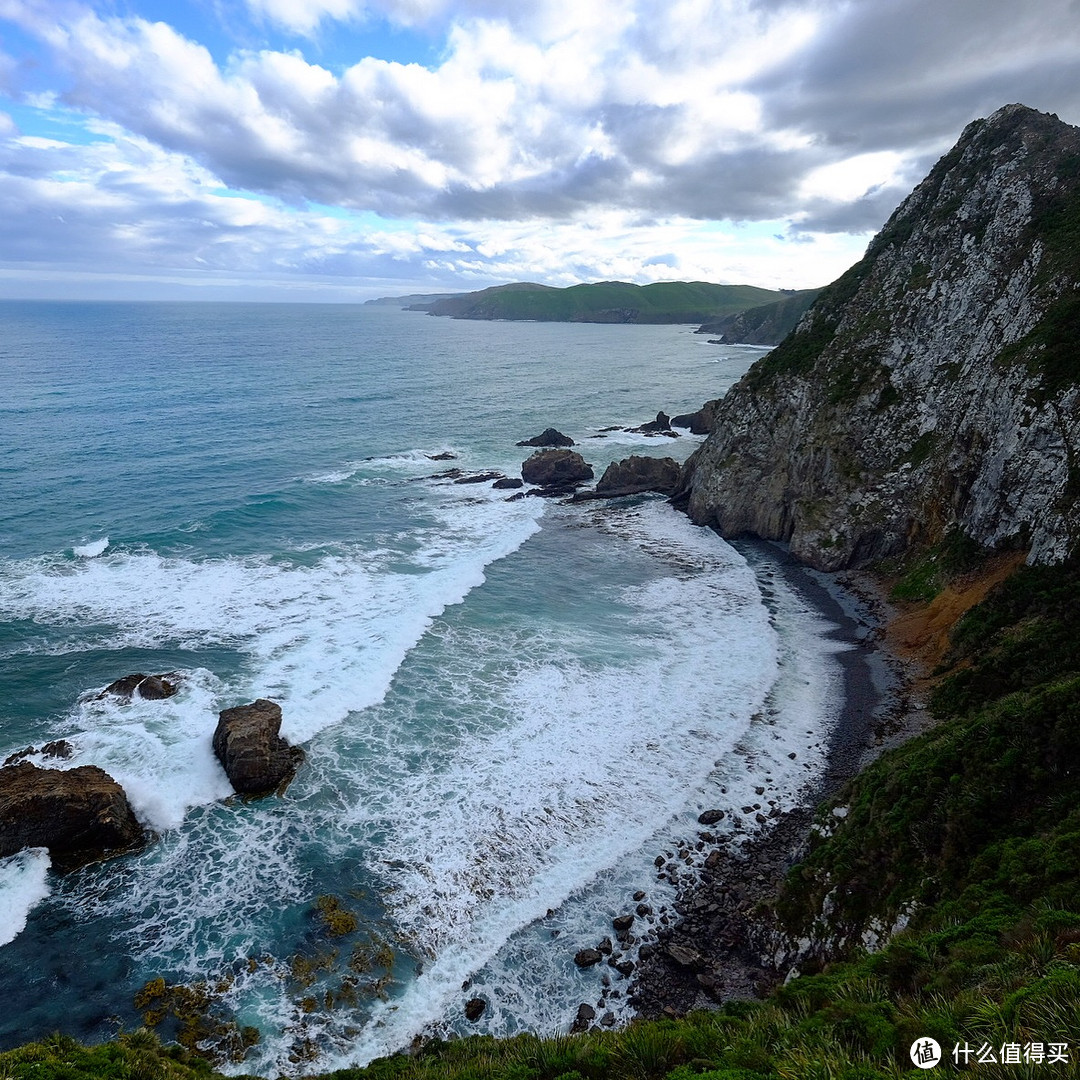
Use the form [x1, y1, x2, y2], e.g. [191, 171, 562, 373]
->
[629, 537, 926, 1017]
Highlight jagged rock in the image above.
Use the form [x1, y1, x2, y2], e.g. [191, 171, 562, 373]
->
[98, 673, 179, 702]
[464, 997, 486, 1021]
[0, 762, 145, 868]
[697, 809, 725, 825]
[426, 452, 457, 461]
[628, 411, 677, 435]
[492, 477, 523, 489]
[576, 1003, 596, 1022]
[212, 699, 304, 796]
[516, 428, 575, 447]
[573, 948, 603, 967]
[598, 936, 614, 955]
[612, 914, 635, 934]
[670, 401, 720, 434]
[3, 740, 75, 767]
[680, 105, 1080, 570]
[521, 449, 593, 489]
[595, 456, 681, 498]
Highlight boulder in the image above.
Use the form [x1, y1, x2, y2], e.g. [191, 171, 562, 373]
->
[612, 914, 635, 934]
[697, 809, 725, 825]
[0, 762, 146, 868]
[426, 452, 457, 461]
[516, 428, 575, 447]
[99, 673, 179, 702]
[3, 740, 74, 767]
[492, 477, 523, 490]
[212, 699, 305, 796]
[464, 997, 486, 1022]
[573, 948, 603, 967]
[628, 411, 677, 435]
[595, 456, 680, 498]
[521, 450, 593, 489]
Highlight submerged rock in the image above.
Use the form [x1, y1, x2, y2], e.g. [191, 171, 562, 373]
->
[516, 428, 575, 447]
[521, 449, 593, 489]
[0, 762, 146, 868]
[212, 699, 304, 796]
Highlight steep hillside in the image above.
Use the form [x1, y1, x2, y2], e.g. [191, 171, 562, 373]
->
[415, 280, 783, 323]
[679, 104, 1080, 570]
[694, 288, 821, 344]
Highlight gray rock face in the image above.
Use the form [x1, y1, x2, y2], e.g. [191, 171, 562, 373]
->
[212, 699, 304, 796]
[680, 105, 1080, 570]
[521, 449, 594, 489]
[0, 762, 146, 868]
[596, 456, 681, 497]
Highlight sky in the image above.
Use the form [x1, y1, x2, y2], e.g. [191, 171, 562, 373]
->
[0, 0, 1078, 301]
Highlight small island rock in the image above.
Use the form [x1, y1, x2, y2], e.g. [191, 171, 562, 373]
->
[521, 449, 593, 489]
[212, 699, 305, 796]
[0, 762, 146, 868]
[99, 673, 179, 702]
[516, 428, 575, 447]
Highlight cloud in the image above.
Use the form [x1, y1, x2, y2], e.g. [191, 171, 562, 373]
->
[2, 0, 1080, 297]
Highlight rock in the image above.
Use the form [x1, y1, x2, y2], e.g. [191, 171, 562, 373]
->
[453, 471, 504, 485]
[573, 948, 603, 967]
[576, 1003, 596, 1022]
[614, 960, 635, 977]
[628, 411, 677, 435]
[4, 740, 75, 767]
[612, 914, 635, 934]
[670, 400, 721, 434]
[521, 449, 593, 489]
[636, 903, 652, 917]
[99, 673, 179, 702]
[697, 809, 724, 825]
[212, 699, 305, 796]
[0, 762, 145, 868]
[516, 428, 575, 447]
[666, 944, 704, 968]
[600, 1011, 616, 1027]
[633, 890, 646, 901]
[426, 452, 457, 461]
[464, 997, 486, 1022]
[492, 477, 523, 489]
[594, 456, 681, 498]
[598, 936, 614, 955]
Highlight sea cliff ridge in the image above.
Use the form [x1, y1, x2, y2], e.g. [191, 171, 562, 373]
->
[678, 103, 1080, 571]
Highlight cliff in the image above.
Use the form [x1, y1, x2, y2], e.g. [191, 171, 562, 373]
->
[679, 104, 1080, 570]
[694, 288, 820, 345]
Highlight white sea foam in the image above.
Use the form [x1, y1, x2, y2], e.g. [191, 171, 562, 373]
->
[0, 848, 51, 946]
[0, 488, 544, 837]
[73, 537, 109, 558]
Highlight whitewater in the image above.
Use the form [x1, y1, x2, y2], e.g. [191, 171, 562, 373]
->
[0, 301, 846, 1073]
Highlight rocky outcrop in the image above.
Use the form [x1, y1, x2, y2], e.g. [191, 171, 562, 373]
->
[212, 699, 304, 796]
[629, 411, 677, 435]
[595, 456, 681, 497]
[98, 673, 179, 702]
[521, 449, 594, 489]
[516, 428, 575, 447]
[670, 400, 720, 435]
[0, 762, 146, 868]
[679, 105, 1080, 570]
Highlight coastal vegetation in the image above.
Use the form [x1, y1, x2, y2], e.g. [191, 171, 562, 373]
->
[407, 281, 785, 324]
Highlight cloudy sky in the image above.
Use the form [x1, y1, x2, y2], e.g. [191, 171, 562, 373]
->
[1, 0, 1078, 300]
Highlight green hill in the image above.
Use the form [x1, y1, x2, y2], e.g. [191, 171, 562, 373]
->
[413, 280, 785, 323]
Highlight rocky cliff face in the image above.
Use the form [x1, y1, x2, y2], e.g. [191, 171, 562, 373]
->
[680, 104, 1080, 570]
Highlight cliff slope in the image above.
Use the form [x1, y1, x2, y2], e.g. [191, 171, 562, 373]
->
[680, 104, 1080, 570]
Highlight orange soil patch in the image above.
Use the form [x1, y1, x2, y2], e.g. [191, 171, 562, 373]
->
[887, 551, 1027, 673]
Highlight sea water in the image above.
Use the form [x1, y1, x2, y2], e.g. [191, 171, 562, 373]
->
[0, 302, 845, 1072]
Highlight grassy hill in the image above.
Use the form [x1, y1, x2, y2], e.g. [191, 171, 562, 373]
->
[412, 281, 785, 323]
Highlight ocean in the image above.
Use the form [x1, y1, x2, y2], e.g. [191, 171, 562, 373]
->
[0, 301, 845, 1073]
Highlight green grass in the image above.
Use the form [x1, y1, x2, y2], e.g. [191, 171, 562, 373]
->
[421, 281, 785, 324]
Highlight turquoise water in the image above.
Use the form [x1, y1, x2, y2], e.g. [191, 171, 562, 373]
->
[0, 302, 844, 1072]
